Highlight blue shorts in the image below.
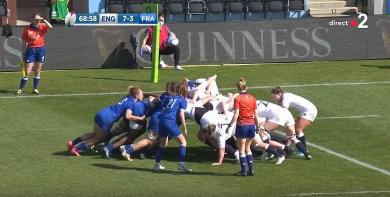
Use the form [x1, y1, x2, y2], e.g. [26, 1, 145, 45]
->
[158, 120, 181, 138]
[24, 47, 46, 63]
[94, 110, 115, 132]
[235, 125, 256, 139]
[147, 112, 160, 132]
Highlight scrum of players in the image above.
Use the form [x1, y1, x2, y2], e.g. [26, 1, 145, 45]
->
[66, 75, 317, 175]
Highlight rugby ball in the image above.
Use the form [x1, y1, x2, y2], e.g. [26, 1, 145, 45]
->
[139, 45, 152, 56]
[65, 12, 76, 27]
[167, 33, 179, 46]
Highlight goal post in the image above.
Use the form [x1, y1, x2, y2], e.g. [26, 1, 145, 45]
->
[144, 3, 160, 83]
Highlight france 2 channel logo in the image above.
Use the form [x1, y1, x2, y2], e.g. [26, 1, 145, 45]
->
[328, 14, 368, 29]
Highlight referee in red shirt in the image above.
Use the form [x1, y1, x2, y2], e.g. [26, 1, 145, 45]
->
[228, 78, 259, 176]
[16, 13, 52, 95]
[140, 15, 184, 70]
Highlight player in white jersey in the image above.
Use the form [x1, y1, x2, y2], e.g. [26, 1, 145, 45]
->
[184, 74, 219, 104]
[271, 87, 317, 156]
[203, 111, 239, 165]
[256, 99, 312, 160]
[253, 100, 295, 159]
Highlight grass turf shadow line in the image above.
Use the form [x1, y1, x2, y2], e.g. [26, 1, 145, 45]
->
[360, 64, 390, 69]
[91, 163, 233, 176]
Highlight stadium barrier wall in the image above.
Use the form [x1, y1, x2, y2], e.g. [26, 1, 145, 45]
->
[1, 15, 390, 71]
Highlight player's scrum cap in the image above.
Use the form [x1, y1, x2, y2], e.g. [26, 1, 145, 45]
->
[194, 78, 206, 84]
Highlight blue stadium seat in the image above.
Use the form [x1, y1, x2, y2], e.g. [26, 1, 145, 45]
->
[148, 0, 164, 15]
[186, 0, 206, 22]
[108, 2, 124, 13]
[264, 0, 284, 19]
[166, 0, 186, 23]
[127, 1, 144, 13]
[285, 0, 306, 19]
[245, 0, 265, 20]
[225, 0, 245, 21]
[205, 0, 225, 22]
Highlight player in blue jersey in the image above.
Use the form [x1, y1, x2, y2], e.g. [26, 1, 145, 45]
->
[120, 82, 172, 161]
[66, 86, 142, 156]
[153, 82, 192, 172]
[103, 98, 148, 158]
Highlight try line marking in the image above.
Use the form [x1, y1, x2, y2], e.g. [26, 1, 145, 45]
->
[287, 190, 390, 196]
[1, 81, 390, 99]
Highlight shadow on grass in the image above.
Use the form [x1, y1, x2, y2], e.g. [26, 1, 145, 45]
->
[74, 76, 150, 83]
[361, 64, 390, 69]
[51, 145, 237, 164]
[0, 89, 16, 94]
[91, 163, 233, 176]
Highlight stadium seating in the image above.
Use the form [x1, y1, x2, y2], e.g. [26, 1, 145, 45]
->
[224, 0, 246, 21]
[285, 0, 306, 19]
[126, 1, 144, 13]
[186, 0, 207, 22]
[148, 0, 164, 15]
[166, 0, 186, 22]
[205, 0, 225, 22]
[264, 0, 284, 19]
[245, 0, 265, 20]
[104, 0, 309, 22]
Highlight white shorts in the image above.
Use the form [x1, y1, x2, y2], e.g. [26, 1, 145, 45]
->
[299, 109, 317, 122]
[268, 110, 295, 127]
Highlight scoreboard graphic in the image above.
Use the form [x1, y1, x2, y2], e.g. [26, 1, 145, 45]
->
[72, 13, 158, 26]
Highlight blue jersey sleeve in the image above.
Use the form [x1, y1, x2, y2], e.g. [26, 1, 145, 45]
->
[179, 97, 187, 110]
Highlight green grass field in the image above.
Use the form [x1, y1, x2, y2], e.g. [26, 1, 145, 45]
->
[0, 60, 389, 196]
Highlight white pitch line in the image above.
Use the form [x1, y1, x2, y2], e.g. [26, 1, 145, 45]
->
[1, 81, 390, 99]
[287, 190, 390, 196]
[307, 142, 390, 176]
[219, 81, 390, 91]
[317, 115, 381, 120]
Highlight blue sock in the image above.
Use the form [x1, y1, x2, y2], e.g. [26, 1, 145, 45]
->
[239, 154, 247, 173]
[246, 153, 254, 173]
[76, 143, 88, 152]
[179, 146, 186, 163]
[297, 135, 307, 147]
[125, 144, 135, 154]
[106, 144, 114, 152]
[155, 146, 164, 163]
[19, 77, 28, 90]
[72, 137, 82, 146]
[224, 144, 235, 156]
[33, 77, 40, 90]
[295, 142, 309, 157]
[266, 145, 282, 158]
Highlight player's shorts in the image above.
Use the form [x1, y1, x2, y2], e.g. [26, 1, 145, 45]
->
[235, 125, 256, 139]
[147, 112, 160, 132]
[24, 47, 46, 63]
[158, 120, 181, 138]
[95, 110, 115, 132]
[268, 110, 295, 127]
[110, 118, 133, 136]
[299, 108, 317, 122]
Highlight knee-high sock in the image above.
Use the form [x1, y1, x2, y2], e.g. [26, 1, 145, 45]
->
[239, 153, 247, 173]
[155, 146, 164, 163]
[246, 152, 254, 173]
[179, 146, 186, 164]
[19, 77, 29, 90]
[33, 76, 40, 90]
